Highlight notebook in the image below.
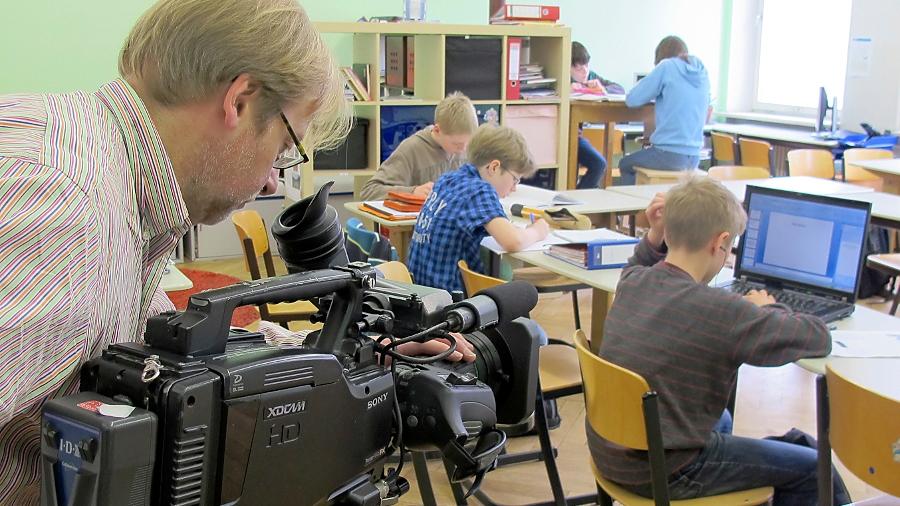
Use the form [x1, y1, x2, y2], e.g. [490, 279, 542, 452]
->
[720, 186, 872, 323]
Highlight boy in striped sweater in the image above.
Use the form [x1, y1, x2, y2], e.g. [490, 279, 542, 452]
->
[589, 177, 850, 506]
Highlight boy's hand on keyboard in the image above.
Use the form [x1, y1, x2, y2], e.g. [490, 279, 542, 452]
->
[744, 289, 776, 306]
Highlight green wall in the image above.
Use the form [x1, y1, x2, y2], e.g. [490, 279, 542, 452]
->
[0, 0, 486, 94]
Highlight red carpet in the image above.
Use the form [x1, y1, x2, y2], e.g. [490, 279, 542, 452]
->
[167, 269, 261, 327]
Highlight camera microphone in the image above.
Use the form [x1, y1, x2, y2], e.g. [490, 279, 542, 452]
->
[444, 281, 539, 333]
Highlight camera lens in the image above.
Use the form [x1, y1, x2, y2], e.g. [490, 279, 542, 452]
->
[272, 181, 349, 272]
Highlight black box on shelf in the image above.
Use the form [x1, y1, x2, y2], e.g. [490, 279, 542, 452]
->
[521, 167, 557, 190]
[445, 36, 502, 100]
[313, 118, 369, 170]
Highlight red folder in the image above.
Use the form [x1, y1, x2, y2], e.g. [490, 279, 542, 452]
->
[506, 37, 522, 100]
[498, 4, 560, 21]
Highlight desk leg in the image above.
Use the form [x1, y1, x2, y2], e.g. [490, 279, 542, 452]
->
[394, 228, 412, 263]
[602, 121, 615, 188]
[590, 288, 612, 354]
[568, 107, 583, 190]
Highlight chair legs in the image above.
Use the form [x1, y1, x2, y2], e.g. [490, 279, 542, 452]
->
[570, 290, 582, 330]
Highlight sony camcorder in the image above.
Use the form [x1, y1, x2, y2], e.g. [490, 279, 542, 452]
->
[40, 183, 542, 506]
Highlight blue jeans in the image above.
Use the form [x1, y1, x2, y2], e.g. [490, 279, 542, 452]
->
[576, 135, 608, 189]
[623, 411, 851, 506]
[618, 146, 700, 185]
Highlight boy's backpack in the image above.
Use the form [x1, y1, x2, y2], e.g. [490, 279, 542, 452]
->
[857, 225, 892, 299]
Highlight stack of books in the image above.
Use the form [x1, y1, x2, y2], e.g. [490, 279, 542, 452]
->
[545, 229, 639, 270]
[519, 64, 557, 99]
[383, 191, 425, 213]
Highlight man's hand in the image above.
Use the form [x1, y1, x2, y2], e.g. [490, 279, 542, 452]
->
[528, 218, 550, 240]
[392, 332, 476, 363]
[743, 289, 776, 306]
[413, 182, 434, 197]
[645, 192, 666, 247]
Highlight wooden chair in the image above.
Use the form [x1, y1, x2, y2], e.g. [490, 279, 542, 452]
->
[231, 210, 317, 327]
[816, 365, 900, 506]
[865, 253, 900, 315]
[374, 260, 413, 283]
[459, 259, 586, 330]
[635, 167, 707, 185]
[451, 262, 594, 505]
[583, 126, 626, 183]
[842, 148, 893, 190]
[787, 149, 835, 179]
[711, 132, 739, 165]
[738, 138, 774, 175]
[708, 165, 771, 181]
[573, 330, 775, 505]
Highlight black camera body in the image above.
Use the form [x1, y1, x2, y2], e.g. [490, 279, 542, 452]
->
[41, 264, 541, 506]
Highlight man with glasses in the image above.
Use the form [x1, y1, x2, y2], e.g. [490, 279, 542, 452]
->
[0, 1, 474, 502]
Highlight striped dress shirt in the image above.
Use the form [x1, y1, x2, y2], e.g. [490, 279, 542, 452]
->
[588, 238, 831, 486]
[0, 79, 191, 504]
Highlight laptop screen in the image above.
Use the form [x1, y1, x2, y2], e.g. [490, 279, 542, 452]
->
[735, 186, 871, 299]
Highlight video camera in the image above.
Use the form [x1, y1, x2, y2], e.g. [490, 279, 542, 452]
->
[40, 183, 541, 506]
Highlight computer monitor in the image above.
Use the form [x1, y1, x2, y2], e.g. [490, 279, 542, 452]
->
[735, 186, 871, 301]
[814, 86, 838, 135]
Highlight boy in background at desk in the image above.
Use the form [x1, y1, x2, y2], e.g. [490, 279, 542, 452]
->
[618, 35, 710, 185]
[570, 41, 625, 189]
[589, 177, 851, 506]
[408, 124, 549, 294]
[360, 92, 477, 201]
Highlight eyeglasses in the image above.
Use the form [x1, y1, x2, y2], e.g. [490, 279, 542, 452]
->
[503, 168, 522, 185]
[273, 112, 310, 171]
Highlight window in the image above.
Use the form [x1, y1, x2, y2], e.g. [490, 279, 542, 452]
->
[753, 0, 852, 114]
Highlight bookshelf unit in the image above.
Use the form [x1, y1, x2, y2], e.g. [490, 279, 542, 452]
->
[288, 22, 572, 200]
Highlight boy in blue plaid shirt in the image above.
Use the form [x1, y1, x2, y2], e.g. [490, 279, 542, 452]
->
[408, 124, 550, 293]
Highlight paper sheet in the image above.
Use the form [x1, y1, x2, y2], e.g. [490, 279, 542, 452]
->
[480, 222, 568, 254]
[551, 228, 636, 243]
[830, 330, 900, 358]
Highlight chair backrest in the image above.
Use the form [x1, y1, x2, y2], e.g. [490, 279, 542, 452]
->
[375, 261, 413, 283]
[842, 148, 892, 182]
[457, 260, 503, 296]
[711, 132, 738, 164]
[738, 138, 773, 172]
[346, 217, 377, 252]
[232, 210, 276, 280]
[707, 165, 771, 181]
[787, 149, 835, 179]
[825, 364, 900, 496]
[573, 330, 652, 450]
[232, 210, 270, 257]
[583, 127, 625, 156]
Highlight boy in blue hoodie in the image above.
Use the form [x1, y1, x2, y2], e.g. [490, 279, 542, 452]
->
[618, 36, 710, 185]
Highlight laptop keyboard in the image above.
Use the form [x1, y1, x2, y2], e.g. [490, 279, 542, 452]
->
[728, 282, 848, 319]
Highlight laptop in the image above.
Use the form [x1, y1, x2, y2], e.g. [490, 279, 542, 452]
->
[721, 186, 872, 323]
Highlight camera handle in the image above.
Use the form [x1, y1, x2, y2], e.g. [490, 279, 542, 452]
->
[145, 265, 377, 357]
[442, 427, 507, 495]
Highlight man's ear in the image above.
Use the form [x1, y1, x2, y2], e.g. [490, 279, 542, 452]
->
[432, 123, 442, 136]
[222, 73, 263, 130]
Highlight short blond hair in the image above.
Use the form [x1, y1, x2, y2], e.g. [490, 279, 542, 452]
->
[119, 0, 350, 150]
[467, 124, 536, 177]
[664, 176, 747, 251]
[434, 92, 478, 135]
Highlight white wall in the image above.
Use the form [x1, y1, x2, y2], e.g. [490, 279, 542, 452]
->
[545, 0, 724, 95]
[841, 0, 900, 133]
